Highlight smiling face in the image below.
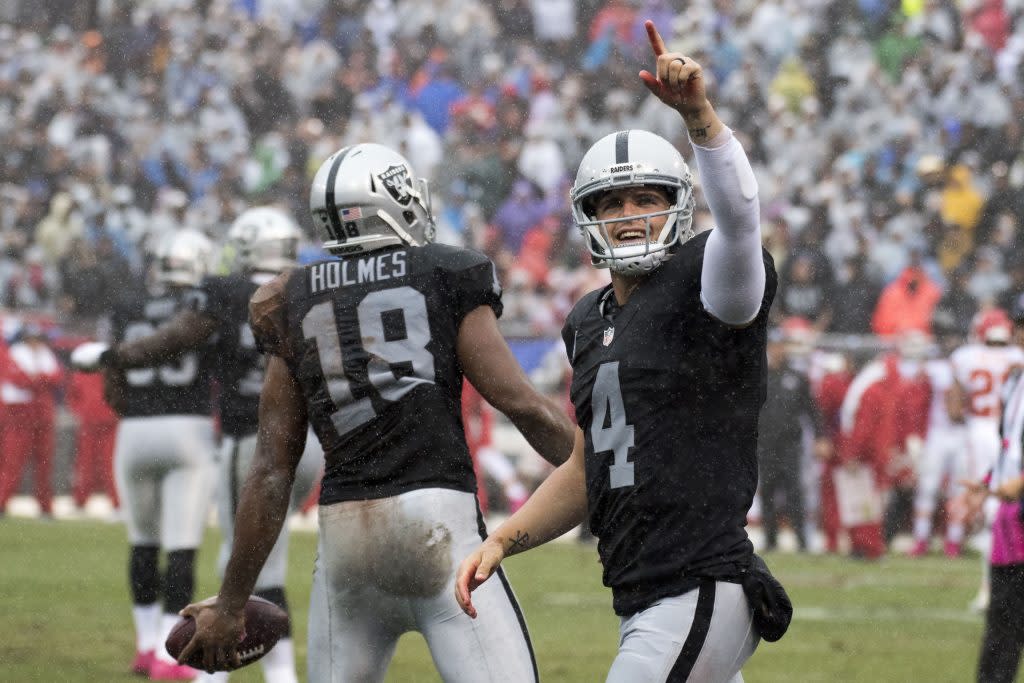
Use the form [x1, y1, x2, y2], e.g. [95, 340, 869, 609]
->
[592, 185, 672, 247]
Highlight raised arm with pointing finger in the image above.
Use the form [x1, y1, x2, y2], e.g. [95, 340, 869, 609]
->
[457, 20, 784, 683]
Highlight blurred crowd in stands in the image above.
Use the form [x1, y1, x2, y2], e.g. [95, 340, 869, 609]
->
[0, 0, 1020, 340]
[1, 0, 1024, 557]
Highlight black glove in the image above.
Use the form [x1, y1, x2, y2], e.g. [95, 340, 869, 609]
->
[740, 554, 793, 642]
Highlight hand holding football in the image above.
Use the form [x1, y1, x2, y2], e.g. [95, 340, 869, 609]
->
[165, 596, 288, 671]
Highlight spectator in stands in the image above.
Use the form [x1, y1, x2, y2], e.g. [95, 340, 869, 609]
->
[871, 252, 943, 337]
[931, 265, 976, 335]
[967, 245, 1012, 306]
[778, 250, 833, 330]
[830, 255, 882, 335]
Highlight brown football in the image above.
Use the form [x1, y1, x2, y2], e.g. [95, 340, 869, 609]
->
[165, 596, 288, 671]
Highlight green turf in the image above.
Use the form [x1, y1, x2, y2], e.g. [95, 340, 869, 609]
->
[0, 519, 989, 681]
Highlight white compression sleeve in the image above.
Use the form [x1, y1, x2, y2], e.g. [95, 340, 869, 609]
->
[692, 128, 765, 326]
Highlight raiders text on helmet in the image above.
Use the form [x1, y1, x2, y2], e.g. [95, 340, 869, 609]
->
[571, 130, 695, 274]
[227, 206, 302, 274]
[310, 143, 435, 256]
[153, 228, 214, 288]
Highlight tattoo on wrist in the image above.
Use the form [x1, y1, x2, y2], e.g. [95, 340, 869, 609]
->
[688, 125, 709, 140]
[507, 530, 530, 553]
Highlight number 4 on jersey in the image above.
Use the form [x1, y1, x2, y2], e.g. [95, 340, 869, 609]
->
[591, 362, 635, 488]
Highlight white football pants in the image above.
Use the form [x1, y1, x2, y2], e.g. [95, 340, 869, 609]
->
[308, 488, 537, 683]
[607, 581, 759, 683]
[114, 415, 216, 550]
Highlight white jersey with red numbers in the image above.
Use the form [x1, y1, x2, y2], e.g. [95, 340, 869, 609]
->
[950, 343, 1024, 479]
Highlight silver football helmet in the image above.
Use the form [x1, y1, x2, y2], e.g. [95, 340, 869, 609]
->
[310, 143, 435, 256]
[571, 129, 695, 274]
[152, 228, 214, 287]
[227, 206, 302, 274]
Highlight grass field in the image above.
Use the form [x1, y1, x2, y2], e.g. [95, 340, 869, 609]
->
[0, 518, 990, 682]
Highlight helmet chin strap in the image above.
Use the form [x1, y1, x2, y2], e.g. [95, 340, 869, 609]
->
[376, 209, 420, 247]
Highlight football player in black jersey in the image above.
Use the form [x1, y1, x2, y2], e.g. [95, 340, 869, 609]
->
[457, 21, 780, 682]
[174, 143, 575, 681]
[81, 228, 219, 680]
[73, 207, 322, 683]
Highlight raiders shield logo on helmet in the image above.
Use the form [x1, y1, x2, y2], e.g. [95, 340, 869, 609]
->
[378, 164, 413, 206]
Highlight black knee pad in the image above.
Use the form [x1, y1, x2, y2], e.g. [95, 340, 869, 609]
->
[163, 549, 196, 614]
[129, 545, 161, 605]
[255, 586, 292, 638]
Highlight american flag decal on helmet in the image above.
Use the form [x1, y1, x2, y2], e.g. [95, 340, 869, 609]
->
[340, 207, 362, 220]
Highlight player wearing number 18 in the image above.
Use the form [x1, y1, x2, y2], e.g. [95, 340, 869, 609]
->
[457, 21, 782, 683]
[175, 143, 575, 681]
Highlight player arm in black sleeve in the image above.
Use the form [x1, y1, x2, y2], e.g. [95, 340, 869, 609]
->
[105, 309, 219, 369]
[456, 304, 575, 466]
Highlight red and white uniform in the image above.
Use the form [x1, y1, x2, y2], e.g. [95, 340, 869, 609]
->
[66, 371, 119, 508]
[815, 363, 853, 554]
[0, 339, 63, 515]
[839, 354, 931, 556]
[949, 343, 1024, 481]
[841, 355, 930, 484]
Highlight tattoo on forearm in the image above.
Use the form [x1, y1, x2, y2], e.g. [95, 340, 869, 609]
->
[508, 530, 530, 553]
[688, 125, 709, 140]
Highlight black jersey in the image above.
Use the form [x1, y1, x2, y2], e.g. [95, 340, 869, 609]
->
[252, 244, 502, 504]
[561, 231, 777, 617]
[190, 273, 263, 438]
[110, 287, 217, 418]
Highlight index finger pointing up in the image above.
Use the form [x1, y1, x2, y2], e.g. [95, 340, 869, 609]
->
[645, 20, 667, 56]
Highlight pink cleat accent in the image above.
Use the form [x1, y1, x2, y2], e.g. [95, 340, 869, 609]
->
[131, 650, 155, 676]
[908, 539, 929, 557]
[944, 541, 961, 558]
[148, 659, 199, 681]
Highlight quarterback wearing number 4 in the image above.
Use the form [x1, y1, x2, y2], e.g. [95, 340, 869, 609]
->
[458, 21, 790, 683]
[175, 141, 574, 680]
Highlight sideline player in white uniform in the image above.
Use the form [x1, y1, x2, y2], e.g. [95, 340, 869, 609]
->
[73, 207, 322, 683]
[92, 229, 218, 680]
[950, 308, 1024, 609]
[909, 329, 969, 557]
[176, 144, 576, 681]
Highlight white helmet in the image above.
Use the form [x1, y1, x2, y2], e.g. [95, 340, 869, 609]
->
[153, 228, 214, 287]
[310, 143, 435, 256]
[227, 206, 302, 274]
[571, 130, 695, 274]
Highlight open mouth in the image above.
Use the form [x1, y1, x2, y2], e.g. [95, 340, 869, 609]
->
[612, 228, 649, 246]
